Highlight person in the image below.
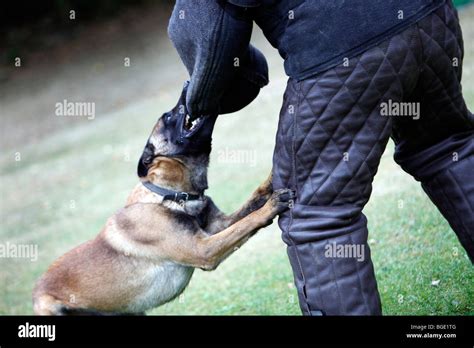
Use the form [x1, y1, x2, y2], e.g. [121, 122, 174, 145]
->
[166, 0, 474, 315]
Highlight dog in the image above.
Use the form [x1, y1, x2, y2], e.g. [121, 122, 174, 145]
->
[32, 86, 294, 315]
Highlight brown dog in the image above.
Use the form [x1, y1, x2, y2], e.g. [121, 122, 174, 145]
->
[33, 89, 293, 315]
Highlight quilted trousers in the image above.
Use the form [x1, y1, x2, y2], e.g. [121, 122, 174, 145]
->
[272, 2, 474, 315]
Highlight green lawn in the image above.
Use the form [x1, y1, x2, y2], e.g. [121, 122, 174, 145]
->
[0, 5, 473, 316]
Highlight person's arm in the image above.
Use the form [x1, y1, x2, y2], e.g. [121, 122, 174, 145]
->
[168, 0, 268, 117]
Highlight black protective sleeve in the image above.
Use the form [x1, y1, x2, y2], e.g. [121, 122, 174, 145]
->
[168, 0, 268, 117]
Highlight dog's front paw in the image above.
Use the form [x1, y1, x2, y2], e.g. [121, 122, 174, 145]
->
[269, 188, 296, 215]
[259, 188, 295, 227]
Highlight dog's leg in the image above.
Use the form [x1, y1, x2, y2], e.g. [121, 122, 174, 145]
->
[169, 188, 293, 270]
[204, 172, 274, 234]
[227, 172, 274, 222]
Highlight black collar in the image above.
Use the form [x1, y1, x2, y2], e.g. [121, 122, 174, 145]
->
[142, 181, 202, 203]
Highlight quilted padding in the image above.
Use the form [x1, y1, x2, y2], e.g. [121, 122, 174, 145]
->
[392, 1, 474, 158]
[273, 25, 421, 207]
[272, 1, 474, 315]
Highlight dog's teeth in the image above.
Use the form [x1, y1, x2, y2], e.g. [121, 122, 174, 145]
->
[183, 115, 202, 131]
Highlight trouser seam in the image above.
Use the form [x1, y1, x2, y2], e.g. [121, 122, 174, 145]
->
[328, 241, 344, 314]
[349, 222, 370, 314]
[287, 80, 312, 315]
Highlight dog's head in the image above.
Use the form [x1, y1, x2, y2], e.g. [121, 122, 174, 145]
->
[137, 83, 217, 180]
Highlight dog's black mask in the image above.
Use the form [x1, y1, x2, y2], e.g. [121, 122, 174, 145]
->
[138, 82, 217, 178]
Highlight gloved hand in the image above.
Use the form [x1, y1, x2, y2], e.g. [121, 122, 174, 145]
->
[217, 44, 269, 115]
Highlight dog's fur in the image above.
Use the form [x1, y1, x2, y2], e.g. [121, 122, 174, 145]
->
[33, 116, 292, 315]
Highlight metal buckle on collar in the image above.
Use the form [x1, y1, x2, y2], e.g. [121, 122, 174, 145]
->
[175, 192, 189, 204]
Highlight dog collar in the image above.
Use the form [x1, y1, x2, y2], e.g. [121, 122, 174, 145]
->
[142, 181, 202, 203]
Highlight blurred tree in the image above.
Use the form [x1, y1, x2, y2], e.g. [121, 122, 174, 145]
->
[1, 0, 174, 29]
[0, 0, 174, 66]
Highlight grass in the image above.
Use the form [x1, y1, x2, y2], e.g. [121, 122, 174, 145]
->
[0, 6, 473, 316]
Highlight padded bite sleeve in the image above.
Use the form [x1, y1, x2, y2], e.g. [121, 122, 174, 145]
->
[168, 0, 268, 117]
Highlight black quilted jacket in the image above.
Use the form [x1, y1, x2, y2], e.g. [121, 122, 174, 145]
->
[168, 0, 445, 117]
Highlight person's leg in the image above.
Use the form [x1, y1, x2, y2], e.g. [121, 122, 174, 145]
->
[392, 2, 474, 262]
[273, 26, 421, 315]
